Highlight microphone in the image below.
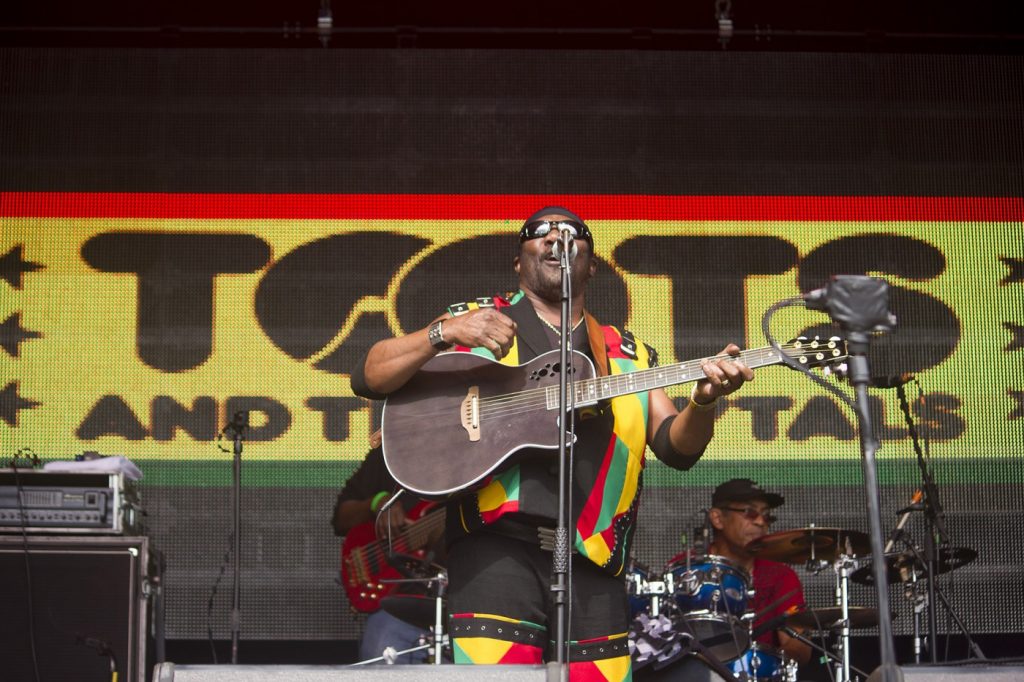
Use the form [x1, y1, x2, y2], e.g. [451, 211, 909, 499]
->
[223, 410, 250, 436]
[802, 285, 828, 311]
[870, 373, 915, 389]
[551, 227, 578, 261]
[884, 489, 923, 554]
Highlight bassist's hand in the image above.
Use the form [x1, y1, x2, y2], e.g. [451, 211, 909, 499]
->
[374, 499, 409, 539]
[441, 308, 517, 359]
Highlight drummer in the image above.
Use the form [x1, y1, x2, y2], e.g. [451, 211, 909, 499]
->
[706, 478, 812, 665]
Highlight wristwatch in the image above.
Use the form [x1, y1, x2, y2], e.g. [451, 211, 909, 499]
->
[428, 320, 452, 351]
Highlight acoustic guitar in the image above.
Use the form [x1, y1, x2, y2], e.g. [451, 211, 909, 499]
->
[381, 337, 846, 498]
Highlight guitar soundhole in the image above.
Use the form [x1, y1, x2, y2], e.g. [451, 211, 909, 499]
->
[529, 362, 576, 382]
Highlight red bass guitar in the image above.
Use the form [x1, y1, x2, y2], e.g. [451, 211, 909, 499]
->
[339, 502, 446, 613]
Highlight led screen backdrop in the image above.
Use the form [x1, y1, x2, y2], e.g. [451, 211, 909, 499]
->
[0, 48, 1022, 648]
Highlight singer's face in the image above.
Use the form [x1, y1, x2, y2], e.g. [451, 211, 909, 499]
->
[515, 213, 596, 302]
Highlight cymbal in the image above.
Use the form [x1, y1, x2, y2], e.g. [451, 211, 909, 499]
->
[850, 547, 977, 586]
[746, 527, 872, 563]
[786, 606, 883, 630]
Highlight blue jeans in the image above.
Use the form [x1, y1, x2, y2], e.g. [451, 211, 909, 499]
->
[359, 609, 430, 664]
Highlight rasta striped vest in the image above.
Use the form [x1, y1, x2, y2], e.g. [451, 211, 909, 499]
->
[444, 291, 658, 577]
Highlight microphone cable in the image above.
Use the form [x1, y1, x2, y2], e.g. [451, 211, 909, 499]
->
[10, 449, 43, 682]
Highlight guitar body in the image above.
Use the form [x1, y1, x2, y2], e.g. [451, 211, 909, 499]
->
[381, 349, 597, 497]
[380, 337, 846, 498]
[340, 500, 439, 613]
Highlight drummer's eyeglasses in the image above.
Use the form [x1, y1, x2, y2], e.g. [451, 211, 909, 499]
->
[721, 506, 776, 525]
[519, 220, 593, 247]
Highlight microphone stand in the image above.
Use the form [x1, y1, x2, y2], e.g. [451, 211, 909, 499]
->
[893, 385, 985, 661]
[792, 276, 900, 682]
[550, 229, 575, 679]
[228, 411, 249, 665]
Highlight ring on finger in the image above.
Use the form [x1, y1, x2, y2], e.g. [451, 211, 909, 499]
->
[721, 378, 731, 388]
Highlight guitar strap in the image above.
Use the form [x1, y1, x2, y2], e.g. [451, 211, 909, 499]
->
[584, 310, 610, 378]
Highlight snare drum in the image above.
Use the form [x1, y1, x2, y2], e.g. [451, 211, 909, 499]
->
[667, 554, 751, 661]
[730, 645, 797, 682]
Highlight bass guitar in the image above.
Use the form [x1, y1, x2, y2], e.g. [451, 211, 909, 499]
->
[339, 501, 446, 613]
[381, 337, 846, 498]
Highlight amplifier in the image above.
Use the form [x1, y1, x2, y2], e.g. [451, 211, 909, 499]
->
[0, 535, 152, 682]
[0, 470, 141, 534]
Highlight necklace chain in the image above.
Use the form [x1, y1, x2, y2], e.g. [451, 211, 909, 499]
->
[537, 312, 584, 335]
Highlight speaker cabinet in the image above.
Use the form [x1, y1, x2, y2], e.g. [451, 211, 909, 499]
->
[0, 535, 150, 682]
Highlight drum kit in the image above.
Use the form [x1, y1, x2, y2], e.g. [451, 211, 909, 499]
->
[349, 524, 977, 675]
[627, 524, 977, 682]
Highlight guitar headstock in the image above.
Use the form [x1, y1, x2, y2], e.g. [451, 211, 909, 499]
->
[783, 336, 848, 374]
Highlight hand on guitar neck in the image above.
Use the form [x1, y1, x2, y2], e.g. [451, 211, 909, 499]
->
[373, 496, 410, 539]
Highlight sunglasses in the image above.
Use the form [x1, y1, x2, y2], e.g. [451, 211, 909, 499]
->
[520, 220, 593, 246]
[721, 506, 777, 525]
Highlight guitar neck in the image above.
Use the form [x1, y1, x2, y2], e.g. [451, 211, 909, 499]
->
[571, 345, 787, 406]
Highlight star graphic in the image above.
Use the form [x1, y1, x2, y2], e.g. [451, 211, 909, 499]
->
[1006, 322, 1024, 352]
[0, 312, 43, 357]
[0, 381, 42, 427]
[1001, 257, 1024, 285]
[1011, 391, 1024, 420]
[0, 245, 45, 289]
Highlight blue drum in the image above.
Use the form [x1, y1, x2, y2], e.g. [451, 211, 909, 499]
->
[730, 645, 797, 682]
[667, 554, 751, 661]
[625, 559, 652, 618]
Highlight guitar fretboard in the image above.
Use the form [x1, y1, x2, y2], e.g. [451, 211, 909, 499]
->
[542, 342, 839, 409]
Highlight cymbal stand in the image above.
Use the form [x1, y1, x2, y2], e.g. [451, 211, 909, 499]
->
[906, 569, 925, 664]
[831, 552, 858, 682]
[376, 572, 449, 665]
[431, 569, 447, 664]
[780, 626, 869, 679]
[894, 384, 986, 662]
[892, 532, 987, 662]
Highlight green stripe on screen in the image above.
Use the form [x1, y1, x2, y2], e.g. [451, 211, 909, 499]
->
[87, 457, 1024, 489]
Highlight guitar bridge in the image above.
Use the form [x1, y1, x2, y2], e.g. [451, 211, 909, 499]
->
[461, 385, 480, 442]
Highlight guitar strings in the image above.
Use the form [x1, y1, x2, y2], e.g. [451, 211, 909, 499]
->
[349, 510, 447, 573]
[473, 344, 836, 420]
[474, 348, 779, 417]
[352, 512, 446, 571]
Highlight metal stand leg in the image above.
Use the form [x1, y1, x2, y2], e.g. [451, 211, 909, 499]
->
[433, 570, 447, 665]
[833, 555, 856, 682]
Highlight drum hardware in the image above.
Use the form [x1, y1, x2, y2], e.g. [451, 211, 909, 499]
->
[745, 526, 872, 565]
[731, 642, 798, 682]
[778, 625, 870, 680]
[351, 571, 448, 666]
[668, 554, 752, 662]
[835, 553, 856, 682]
[627, 559, 675, 617]
[850, 540, 977, 665]
[745, 527, 872, 682]
[784, 605, 884, 630]
[848, 546, 976, 586]
[349, 634, 451, 666]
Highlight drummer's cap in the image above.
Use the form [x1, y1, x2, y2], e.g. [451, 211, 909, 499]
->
[712, 478, 785, 509]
